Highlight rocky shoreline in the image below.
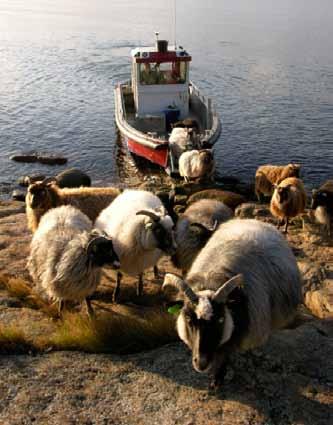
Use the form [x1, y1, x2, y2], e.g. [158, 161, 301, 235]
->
[0, 177, 332, 424]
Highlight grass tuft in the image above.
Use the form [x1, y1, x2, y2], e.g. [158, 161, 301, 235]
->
[49, 308, 177, 354]
[0, 273, 58, 317]
[0, 324, 38, 354]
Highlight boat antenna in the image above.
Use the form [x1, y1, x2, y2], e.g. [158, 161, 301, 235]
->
[173, 0, 177, 49]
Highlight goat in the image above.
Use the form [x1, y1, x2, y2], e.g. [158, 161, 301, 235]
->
[25, 178, 121, 232]
[163, 218, 302, 388]
[172, 199, 233, 274]
[311, 180, 333, 236]
[270, 177, 307, 233]
[255, 163, 301, 202]
[95, 189, 177, 302]
[27, 205, 120, 317]
[179, 149, 215, 183]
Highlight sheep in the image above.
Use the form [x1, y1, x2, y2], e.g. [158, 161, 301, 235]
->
[255, 163, 301, 202]
[172, 199, 233, 274]
[179, 149, 215, 183]
[25, 178, 121, 233]
[169, 127, 192, 159]
[171, 118, 200, 131]
[27, 205, 120, 317]
[270, 177, 307, 233]
[95, 189, 177, 302]
[187, 189, 246, 211]
[163, 218, 302, 388]
[311, 180, 333, 236]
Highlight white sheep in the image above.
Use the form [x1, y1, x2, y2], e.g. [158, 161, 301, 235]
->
[169, 127, 192, 159]
[27, 205, 120, 317]
[179, 149, 215, 182]
[163, 218, 302, 388]
[95, 189, 177, 302]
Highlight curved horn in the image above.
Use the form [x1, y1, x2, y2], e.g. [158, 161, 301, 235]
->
[136, 210, 160, 222]
[163, 273, 198, 305]
[213, 274, 244, 304]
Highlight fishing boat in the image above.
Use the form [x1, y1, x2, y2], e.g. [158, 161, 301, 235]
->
[114, 36, 221, 175]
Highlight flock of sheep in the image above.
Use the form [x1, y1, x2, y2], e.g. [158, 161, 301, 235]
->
[24, 163, 332, 388]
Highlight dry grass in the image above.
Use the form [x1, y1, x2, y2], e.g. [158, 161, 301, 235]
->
[49, 308, 177, 354]
[0, 273, 178, 355]
[0, 273, 58, 317]
[0, 324, 38, 354]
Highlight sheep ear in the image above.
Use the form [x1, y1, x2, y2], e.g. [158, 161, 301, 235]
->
[213, 274, 244, 304]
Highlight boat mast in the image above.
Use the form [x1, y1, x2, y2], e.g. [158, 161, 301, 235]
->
[173, 0, 177, 48]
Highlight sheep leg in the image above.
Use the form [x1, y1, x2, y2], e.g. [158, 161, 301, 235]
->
[284, 217, 289, 233]
[153, 265, 159, 279]
[209, 363, 228, 390]
[58, 299, 65, 319]
[112, 271, 122, 303]
[85, 298, 94, 318]
[137, 273, 144, 297]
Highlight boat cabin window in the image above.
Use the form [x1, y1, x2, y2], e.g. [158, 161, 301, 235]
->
[140, 61, 187, 85]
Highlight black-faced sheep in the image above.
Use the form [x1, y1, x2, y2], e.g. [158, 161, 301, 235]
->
[172, 199, 233, 274]
[255, 163, 301, 201]
[27, 205, 120, 317]
[163, 219, 302, 388]
[25, 179, 121, 233]
[179, 149, 215, 182]
[311, 180, 333, 236]
[270, 177, 307, 233]
[95, 189, 177, 302]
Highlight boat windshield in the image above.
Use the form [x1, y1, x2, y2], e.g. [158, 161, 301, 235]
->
[140, 61, 187, 85]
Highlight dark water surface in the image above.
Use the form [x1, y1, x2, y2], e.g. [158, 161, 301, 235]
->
[1, 0, 332, 197]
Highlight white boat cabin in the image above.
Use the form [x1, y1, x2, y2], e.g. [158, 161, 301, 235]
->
[131, 40, 191, 120]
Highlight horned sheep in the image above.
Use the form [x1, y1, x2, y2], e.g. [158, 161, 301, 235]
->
[27, 205, 120, 317]
[311, 179, 333, 236]
[95, 189, 177, 302]
[25, 179, 121, 233]
[163, 219, 302, 388]
[270, 177, 307, 233]
[172, 199, 233, 274]
[179, 149, 215, 183]
[255, 163, 301, 201]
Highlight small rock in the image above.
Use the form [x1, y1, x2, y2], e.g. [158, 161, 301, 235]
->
[37, 154, 67, 165]
[10, 154, 38, 163]
[56, 168, 91, 188]
[304, 285, 333, 318]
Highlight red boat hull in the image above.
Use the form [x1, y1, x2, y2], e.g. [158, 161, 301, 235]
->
[127, 137, 169, 168]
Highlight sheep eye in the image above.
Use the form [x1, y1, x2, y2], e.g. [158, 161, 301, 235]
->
[219, 317, 225, 324]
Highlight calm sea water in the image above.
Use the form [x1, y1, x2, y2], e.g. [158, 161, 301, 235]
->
[1, 0, 332, 197]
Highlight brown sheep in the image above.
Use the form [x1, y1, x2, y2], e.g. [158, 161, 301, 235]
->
[270, 177, 307, 233]
[26, 179, 121, 233]
[255, 163, 301, 201]
[187, 189, 246, 211]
